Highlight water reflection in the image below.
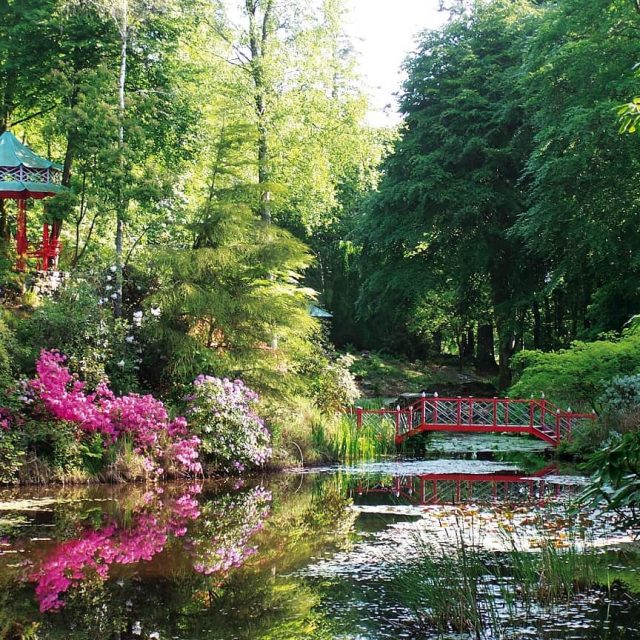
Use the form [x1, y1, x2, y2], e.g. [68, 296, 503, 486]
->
[0, 458, 638, 640]
[350, 463, 566, 506]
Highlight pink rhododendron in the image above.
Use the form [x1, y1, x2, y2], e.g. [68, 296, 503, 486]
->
[30, 350, 202, 476]
[187, 376, 272, 470]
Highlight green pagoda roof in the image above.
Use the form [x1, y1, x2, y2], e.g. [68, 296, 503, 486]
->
[0, 131, 64, 199]
[309, 304, 333, 319]
[0, 131, 62, 170]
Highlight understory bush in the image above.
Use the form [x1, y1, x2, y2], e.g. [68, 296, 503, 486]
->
[0, 427, 25, 484]
[11, 278, 139, 394]
[510, 331, 640, 411]
[0, 314, 15, 392]
[0, 350, 202, 483]
[301, 350, 360, 410]
[561, 373, 640, 457]
[186, 375, 271, 473]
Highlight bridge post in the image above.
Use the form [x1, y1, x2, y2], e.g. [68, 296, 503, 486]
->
[356, 407, 363, 430]
[529, 400, 535, 429]
[456, 397, 462, 424]
[408, 405, 414, 432]
[555, 409, 560, 441]
[433, 392, 439, 424]
[395, 405, 401, 439]
[493, 397, 498, 427]
[421, 391, 426, 425]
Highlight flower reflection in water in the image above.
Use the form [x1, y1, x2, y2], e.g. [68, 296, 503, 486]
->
[27, 484, 271, 613]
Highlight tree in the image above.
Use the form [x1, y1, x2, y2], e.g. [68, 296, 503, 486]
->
[357, 0, 539, 386]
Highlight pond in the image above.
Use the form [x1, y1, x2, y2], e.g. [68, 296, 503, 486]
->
[0, 434, 639, 639]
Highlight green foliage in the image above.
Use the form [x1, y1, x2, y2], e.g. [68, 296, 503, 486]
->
[327, 413, 396, 463]
[300, 350, 359, 411]
[583, 431, 640, 530]
[600, 374, 640, 417]
[355, 0, 540, 385]
[12, 278, 138, 393]
[20, 419, 88, 475]
[510, 331, 640, 411]
[0, 429, 25, 484]
[0, 314, 15, 392]
[144, 206, 316, 396]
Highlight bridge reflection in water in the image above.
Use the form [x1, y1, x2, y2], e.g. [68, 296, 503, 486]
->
[350, 464, 569, 506]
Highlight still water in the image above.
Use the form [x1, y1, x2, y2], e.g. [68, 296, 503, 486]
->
[0, 434, 639, 639]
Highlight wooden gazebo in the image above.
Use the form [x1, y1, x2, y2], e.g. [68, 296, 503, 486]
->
[0, 131, 64, 271]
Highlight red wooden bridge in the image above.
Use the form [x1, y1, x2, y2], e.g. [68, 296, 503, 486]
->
[353, 464, 563, 506]
[345, 396, 596, 447]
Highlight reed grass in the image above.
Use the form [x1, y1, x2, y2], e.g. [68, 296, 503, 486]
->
[393, 509, 600, 638]
[325, 413, 396, 463]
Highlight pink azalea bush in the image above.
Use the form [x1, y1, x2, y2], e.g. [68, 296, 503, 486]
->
[186, 375, 272, 472]
[29, 350, 201, 476]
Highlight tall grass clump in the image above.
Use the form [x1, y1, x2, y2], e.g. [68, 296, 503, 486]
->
[394, 509, 600, 638]
[329, 413, 396, 463]
[394, 517, 496, 638]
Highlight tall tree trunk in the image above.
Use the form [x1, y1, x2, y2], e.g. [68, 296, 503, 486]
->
[247, 0, 274, 224]
[496, 315, 515, 390]
[115, 7, 128, 318]
[532, 299, 542, 349]
[476, 323, 496, 370]
[247, 1, 276, 346]
[464, 326, 475, 358]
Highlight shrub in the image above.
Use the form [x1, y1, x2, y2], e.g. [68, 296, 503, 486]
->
[12, 277, 139, 394]
[599, 374, 640, 425]
[0, 314, 15, 392]
[0, 425, 25, 484]
[186, 375, 272, 473]
[306, 352, 360, 410]
[24, 350, 201, 478]
[510, 331, 640, 410]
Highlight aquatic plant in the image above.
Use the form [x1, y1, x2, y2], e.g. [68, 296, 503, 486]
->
[394, 513, 494, 638]
[186, 375, 272, 471]
[394, 507, 600, 638]
[327, 413, 396, 463]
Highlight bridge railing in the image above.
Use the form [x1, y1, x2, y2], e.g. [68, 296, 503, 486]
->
[343, 396, 596, 445]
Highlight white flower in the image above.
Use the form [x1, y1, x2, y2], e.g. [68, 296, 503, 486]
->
[126, 335, 135, 343]
[98, 299, 104, 306]
[133, 310, 143, 319]
[117, 360, 125, 368]
[106, 275, 112, 281]
[110, 293, 118, 300]
[110, 265, 117, 273]
[150, 307, 161, 317]
[132, 621, 142, 636]
[105, 285, 112, 291]
[149, 633, 160, 640]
